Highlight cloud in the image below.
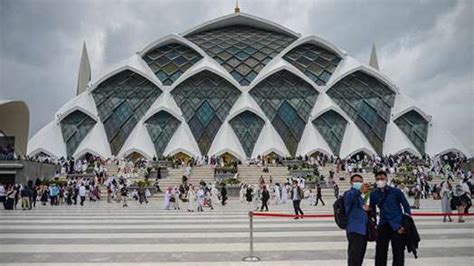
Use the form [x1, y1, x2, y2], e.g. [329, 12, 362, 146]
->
[0, 0, 472, 154]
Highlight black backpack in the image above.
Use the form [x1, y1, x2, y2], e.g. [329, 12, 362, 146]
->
[333, 196, 348, 229]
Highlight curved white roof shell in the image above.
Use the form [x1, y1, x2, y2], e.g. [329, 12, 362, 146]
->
[383, 121, 421, 157]
[182, 12, 300, 38]
[118, 121, 156, 159]
[296, 120, 332, 157]
[143, 92, 183, 122]
[227, 91, 266, 121]
[339, 121, 377, 159]
[252, 122, 290, 158]
[91, 54, 162, 91]
[426, 121, 470, 157]
[27, 121, 66, 159]
[208, 121, 246, 161]
[73, 121, 112, 159]
[392, 92, 431, 122]
[163, 122, 201, 158]
[310, 93, 351, 122]
[56, 91, 98, 122]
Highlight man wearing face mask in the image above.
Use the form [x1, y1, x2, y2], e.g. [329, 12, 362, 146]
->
[370, 171, 411, 266]
[344, 174, 370, 266]
[290, 180, 304, 219]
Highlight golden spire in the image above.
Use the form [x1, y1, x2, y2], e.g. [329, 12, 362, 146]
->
[234, 0, 240, 13]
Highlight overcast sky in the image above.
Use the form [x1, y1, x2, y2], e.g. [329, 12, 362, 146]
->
[1, 0, 473, 154]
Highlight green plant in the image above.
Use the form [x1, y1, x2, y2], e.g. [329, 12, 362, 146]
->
[133, 180, 152, 187]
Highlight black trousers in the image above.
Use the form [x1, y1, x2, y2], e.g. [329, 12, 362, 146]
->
[347, 233, 367, 266]
[293, 200, 304, 215]
[80, 196, 86, 206]
[315, 196, 325, 206]
[260, 199, 269, 211]
[376, 223, 405, 266]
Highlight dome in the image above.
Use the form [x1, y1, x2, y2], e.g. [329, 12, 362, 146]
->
[28, 12, 470, 159]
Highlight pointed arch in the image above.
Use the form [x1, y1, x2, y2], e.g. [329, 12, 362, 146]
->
[91, 69, 163, 155]
[249, 69, 319, 156]
[171, 70, 241, 155]
[326, 69, 396, 154]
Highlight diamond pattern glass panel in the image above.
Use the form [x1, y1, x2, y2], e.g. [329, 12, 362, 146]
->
[142, 43, 202, 85]
[283, 43, 342, 86]
[92, 70, 162, 155]
[186, 26, 297, 85]
[229, 111, 265, 158]
[326, 71, 395, 155]
[394, 110, 428, 155]
[145, 111, 181, 157]
[312, 110, 348, 156]
[60, 110, 96, 158]
[249, 70, 319, 156]
[171, 70, 240, 154]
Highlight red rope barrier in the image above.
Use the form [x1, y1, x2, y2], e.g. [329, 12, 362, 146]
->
[251, 211, 474, 218]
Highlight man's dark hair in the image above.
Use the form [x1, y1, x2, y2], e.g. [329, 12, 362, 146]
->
[350, 174, 363, 181]
[375, 170, 387, 178]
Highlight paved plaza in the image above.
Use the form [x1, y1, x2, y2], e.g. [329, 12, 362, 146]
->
[0, 198, 473, 265]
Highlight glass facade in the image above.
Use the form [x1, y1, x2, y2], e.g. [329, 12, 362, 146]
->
[186, 26, 297, 85]
[229, 111, 265, 158]
[394, 110, 428, 155]
[283, 43, 342, 86]
[145, 111, 181, 157]
[92, 70, 162, 155]
[312, 110, 347, 156]
[60, 110, 96, 158]
[249, 70, 318, 156]
[171, 70, 240, 154]
[327, 71, 395, 154]
[142, 43, 202, 86]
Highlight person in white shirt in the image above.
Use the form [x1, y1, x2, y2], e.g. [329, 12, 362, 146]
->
[0, 183, 6, 208]
[78, 183, 86, 206]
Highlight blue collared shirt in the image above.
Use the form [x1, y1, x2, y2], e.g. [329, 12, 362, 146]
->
[370, 186, 411, 230]
[344, 188, 367, 236]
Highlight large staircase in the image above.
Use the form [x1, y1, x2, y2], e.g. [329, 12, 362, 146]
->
[188, 165, 216, 186]
[237, 165, 289, 185]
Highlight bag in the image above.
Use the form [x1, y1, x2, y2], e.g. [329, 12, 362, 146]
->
[333, 196, 348, 229]
[366, 212, 377, 242]
[145, 189, 151, 198]
[299, 188, 304, 199]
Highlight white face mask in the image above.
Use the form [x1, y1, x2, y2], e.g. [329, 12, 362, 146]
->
[376, 180, 387, 188]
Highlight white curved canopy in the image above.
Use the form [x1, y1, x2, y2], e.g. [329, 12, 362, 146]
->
[142, 92, 183, 123]
[226, 91, 267, 121]
[56, 92, 98, 123]
[118, 121, 156, 160]
[392, 92, 431, 122]
[296, 120, 332, 157]
[208, 121, 246, 161]
[163, 122, 201, 158]
[426, 121, 470, 157]
[73, 121, 111, 159]
[91, 54, 162, 90]
[27, 121, 66, 159]
[383, 121, 421, 157]
[182, 12, 300, 38]
[252, 121, 290, 158]
[339, 121, 376, 159]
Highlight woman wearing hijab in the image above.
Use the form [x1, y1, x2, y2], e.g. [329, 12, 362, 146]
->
[163, 187, 172, 210]
[187, 185, 196, 212]
[440, 180, 453, 222]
